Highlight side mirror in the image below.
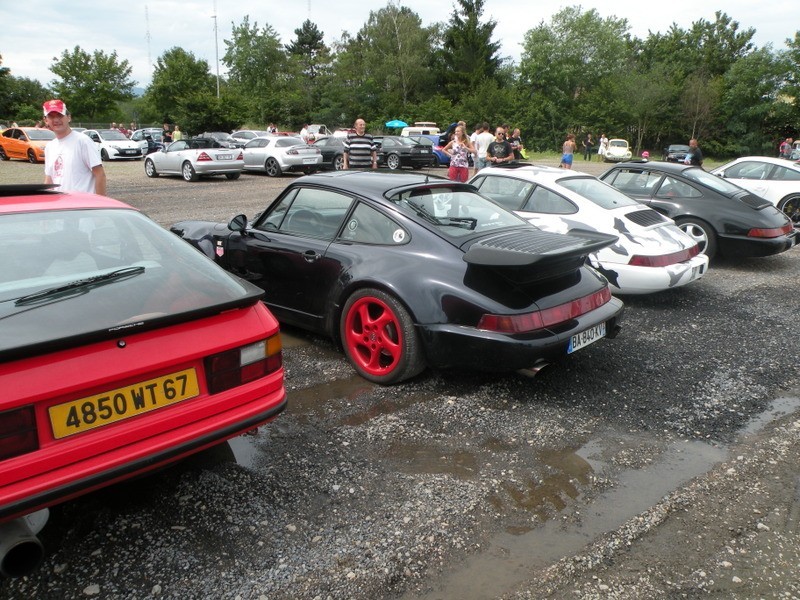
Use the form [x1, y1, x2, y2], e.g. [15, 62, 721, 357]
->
[228, 214, 248, 232]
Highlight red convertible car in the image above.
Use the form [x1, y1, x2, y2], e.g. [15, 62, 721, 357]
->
[0, 185, 286, 577]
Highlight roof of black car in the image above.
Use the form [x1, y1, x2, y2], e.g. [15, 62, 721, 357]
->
[296, 170, 452, 197]
[611, 160, 692, 173]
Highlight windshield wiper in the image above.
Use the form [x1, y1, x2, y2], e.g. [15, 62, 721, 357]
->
[406, 200, 477, 230]
[14, 266, 145, 307]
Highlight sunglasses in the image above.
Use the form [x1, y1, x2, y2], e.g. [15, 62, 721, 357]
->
[496, 132, 505, 137]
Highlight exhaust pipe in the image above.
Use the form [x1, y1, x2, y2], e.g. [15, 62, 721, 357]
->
[517, 359, 550, 378]
[0, 509, 49, 578]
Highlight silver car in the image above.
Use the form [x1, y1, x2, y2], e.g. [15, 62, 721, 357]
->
[143, 138, 244, 182]
[242, 136, 322, 177]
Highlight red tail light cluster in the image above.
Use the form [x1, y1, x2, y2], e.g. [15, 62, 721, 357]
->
[0, 407, 38, 461]
[747, 223, 793, 238]
[205, 335, 283, 394]
[196, 152, 212, 162]
[477, 288, 612, 334]
[628, 244, 700, 268]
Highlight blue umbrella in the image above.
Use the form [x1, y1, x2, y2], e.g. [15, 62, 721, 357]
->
[385, 119, 408, 128]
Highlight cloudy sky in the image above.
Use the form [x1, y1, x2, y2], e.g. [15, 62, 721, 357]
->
[1, 1, 796, 89]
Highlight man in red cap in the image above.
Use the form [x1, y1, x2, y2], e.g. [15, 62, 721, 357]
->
[43, 99, 107, 195]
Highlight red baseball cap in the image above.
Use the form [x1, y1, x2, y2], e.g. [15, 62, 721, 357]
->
[43, 99, 68, 116]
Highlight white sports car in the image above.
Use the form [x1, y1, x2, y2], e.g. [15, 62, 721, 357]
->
[603, 138, 633, 162]
[470, 164, 709, 295]
[710, 156, 800, 224]
[144, 138, 244, 182]
[84, 129, 143, 161]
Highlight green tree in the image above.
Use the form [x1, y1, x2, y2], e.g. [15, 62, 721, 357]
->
[223, 17, 289, 125]
[145, 47, 216, 120]
[285, 20, 333, 125]
[438, 0, 502, 102]
[517, 7, 631, 148]
[49, 46, 135, 120]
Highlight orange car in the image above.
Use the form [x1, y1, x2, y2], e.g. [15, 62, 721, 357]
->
[0, 127, 55, 163]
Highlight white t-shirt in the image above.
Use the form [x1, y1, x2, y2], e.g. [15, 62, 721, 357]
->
[475, 131, 496, 159]
[44, 130, 102, 193]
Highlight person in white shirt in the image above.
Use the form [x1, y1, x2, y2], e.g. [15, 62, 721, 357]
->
[43, 99, 106, 195]
[474, 121, 496, 171]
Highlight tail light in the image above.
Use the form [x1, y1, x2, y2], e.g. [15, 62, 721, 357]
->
[205, 335, 283, 394]
[0, 407, 38, 461]
[236, 151, 244, 160]
[477, 288, 611, 334]
[747, 223, 793, 238]
[197, 152, 212, 162]
[628, 244, 700, 267]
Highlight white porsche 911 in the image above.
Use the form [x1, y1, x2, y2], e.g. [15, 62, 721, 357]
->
[470, 164, 709, 295]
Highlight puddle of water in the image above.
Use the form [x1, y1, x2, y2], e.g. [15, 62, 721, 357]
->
[739, 394, 800, 436]
[388, 443, 481, 480]
[402, 437, 726, 600]
[287, 374, 376, 417]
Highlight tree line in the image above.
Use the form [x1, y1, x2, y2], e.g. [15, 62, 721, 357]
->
[1, 0, 798, 157]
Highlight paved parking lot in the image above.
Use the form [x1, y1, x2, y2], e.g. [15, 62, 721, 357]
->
[2, 158, 800, 599]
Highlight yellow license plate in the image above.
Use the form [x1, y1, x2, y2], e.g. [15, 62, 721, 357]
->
[49, 368, 200, 439]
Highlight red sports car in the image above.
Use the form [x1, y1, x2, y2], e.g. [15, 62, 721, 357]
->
[0, 184, 286, 577]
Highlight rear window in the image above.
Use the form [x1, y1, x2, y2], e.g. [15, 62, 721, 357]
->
[558, 177, 640, 209]
[0, 208, 261, 358]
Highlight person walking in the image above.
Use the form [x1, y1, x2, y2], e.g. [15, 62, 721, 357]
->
[162, 123, 172, 145]
[597, 133, 608, 159]
[685, 138, 704, 167]
[342, 118, 378, 169]
[42, 99, 106, 195]
[442, 125, 475, 182]
[582, 133, 594, 160]
[474, 122, 495, 171]
[560, 134, 577, 169]
[507, 128, 523, 160]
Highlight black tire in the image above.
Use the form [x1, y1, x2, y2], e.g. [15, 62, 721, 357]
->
[432, 155, 441, 168]
[0, 146, 8, 160]
[144, 158, 158, 178]
[333, 154, 344, 171]
[225, 172, 241, 180]
[386, 153, 401, 170]
[676, 217, 717, 259]
[27, 149, 38, 163]
[100, 149, 109, 161]
[778, 195, 800, 225]
[182, 161, 199, 182]
[340, 288, 424, 385]
[265, 157, 282, 177]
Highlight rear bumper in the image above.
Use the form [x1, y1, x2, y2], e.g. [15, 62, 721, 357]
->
[419, 297, 624, 372]
[718, 230, 798, 258]
[0, 384, 286, 523]
[596, 254, 709, 295]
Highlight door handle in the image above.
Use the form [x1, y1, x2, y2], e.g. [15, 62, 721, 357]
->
[303, 250, 320, 262]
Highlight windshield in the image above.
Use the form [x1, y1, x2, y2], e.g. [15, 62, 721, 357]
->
[397, 137, 422, 147]
[559, 176, 640, 209]
[27, 129, 56, 141]
[389, 186, 524, 239]
[682, 167, 745, 195]
[0, 208, 260, 356]
[609, 140, 628, 148]
[98, 130, 129, 141]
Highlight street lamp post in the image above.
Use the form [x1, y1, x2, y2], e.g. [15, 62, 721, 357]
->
[212, 13, 220, 98]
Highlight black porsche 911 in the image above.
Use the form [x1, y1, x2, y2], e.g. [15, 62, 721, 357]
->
[171, 171, 624, 384]
[600, 161, 797, 259]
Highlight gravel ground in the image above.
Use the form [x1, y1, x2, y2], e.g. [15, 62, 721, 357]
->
[1, 157, 799, 599]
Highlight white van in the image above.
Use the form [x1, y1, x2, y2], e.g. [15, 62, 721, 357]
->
[400, 122, 440, 137]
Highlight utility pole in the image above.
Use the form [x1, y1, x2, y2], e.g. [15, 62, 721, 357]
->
[212, 0, 220, 98]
